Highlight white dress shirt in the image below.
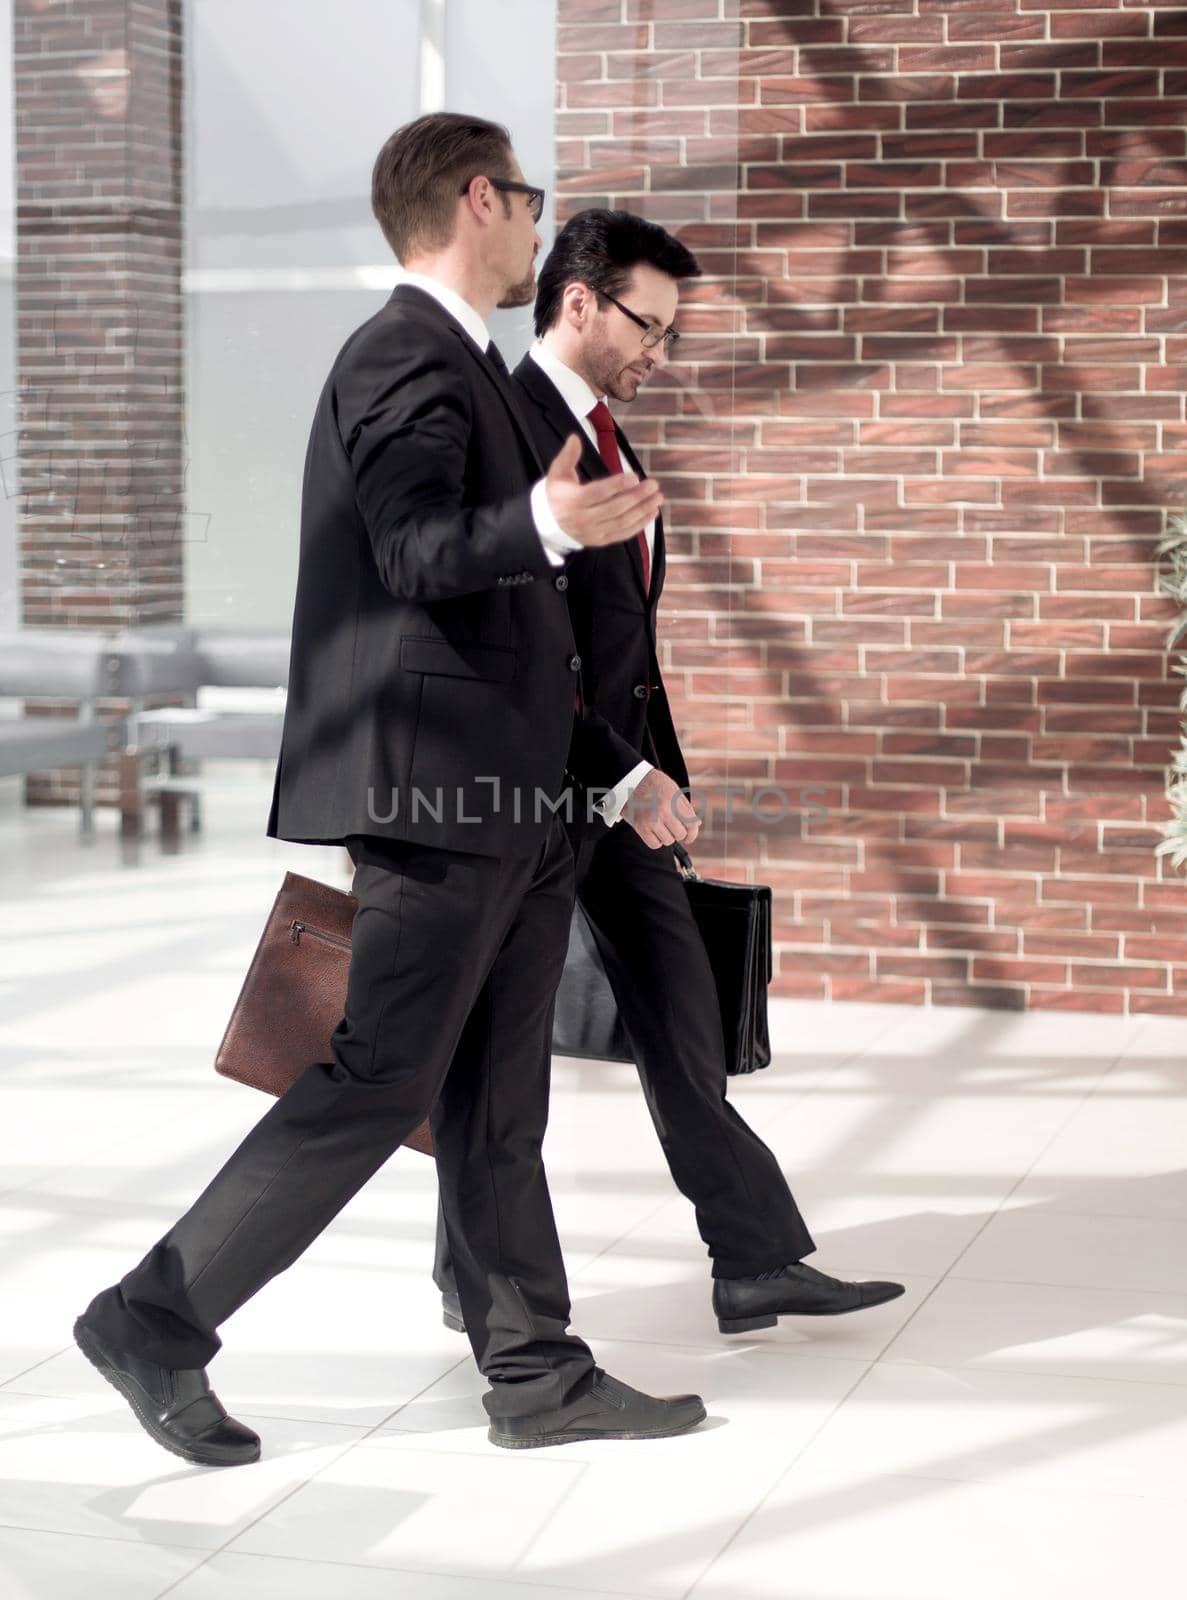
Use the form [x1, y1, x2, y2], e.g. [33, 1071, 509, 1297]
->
[528, 342, 656, 573]
[528, 341, 655, 827]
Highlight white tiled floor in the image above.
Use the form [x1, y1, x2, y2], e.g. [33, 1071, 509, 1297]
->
[2, 771, 1186, 1600]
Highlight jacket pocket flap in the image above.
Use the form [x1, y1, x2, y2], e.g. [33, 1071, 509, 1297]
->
[400, 636, 516, 682]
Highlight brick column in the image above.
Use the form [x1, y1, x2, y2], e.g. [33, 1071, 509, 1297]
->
[13, 0, 184, 806]
[557, 0, 1187, 1016]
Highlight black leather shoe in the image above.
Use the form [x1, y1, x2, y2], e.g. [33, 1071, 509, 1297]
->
[73, 1316, 261, 1467]
[489, 1367, 706, 1449]
[713, 1261, 905, 1333]
[442, 1290, 464, 1334]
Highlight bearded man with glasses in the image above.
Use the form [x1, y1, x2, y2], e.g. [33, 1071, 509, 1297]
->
[433, 209, 905, 1342]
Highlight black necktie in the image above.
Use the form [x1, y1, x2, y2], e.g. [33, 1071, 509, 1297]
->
[486, 341, 510, 378]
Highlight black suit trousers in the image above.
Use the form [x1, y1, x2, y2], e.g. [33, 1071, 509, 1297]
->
[435, 818, 815, 1292]
[83, 819, 596, 1420]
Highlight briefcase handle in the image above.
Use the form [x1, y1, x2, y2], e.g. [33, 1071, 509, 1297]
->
[673, 841, 700, 880]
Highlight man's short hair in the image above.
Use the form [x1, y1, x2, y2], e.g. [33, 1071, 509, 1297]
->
[534, 209, 702, 338]
[372, 111, 515, 263]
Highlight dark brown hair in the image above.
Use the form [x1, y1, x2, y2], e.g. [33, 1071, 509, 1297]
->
[371, 111, 516, 262]
[534, 209, 701, 337]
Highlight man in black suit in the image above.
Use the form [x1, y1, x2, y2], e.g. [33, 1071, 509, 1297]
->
[435, 210, 904, 1338]
[74, 123, 705, 1464]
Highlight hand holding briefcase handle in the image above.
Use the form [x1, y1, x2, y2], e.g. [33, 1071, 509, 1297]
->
[550, 841, 774, 1077]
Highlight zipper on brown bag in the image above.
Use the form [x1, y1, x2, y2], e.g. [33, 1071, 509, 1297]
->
[289, 919, 350, 950]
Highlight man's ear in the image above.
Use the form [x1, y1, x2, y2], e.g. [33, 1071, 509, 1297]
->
[563, 282, 591, 328]
[461, 174, 496, 227]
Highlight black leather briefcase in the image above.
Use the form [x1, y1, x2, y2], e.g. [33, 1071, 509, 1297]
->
[550, 844, 773, 1076]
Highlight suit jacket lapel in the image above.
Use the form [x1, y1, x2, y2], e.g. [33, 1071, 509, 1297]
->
[390, 284, 544, 477]
[514, 355, 604, 481]
[513, 355, 655, 606]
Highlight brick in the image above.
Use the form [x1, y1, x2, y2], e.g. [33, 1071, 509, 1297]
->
[876, 954, 972, 982]
[1002, 43, 1100, 70]
[897, 46, 997, 74]
[759, 75, 858, 108]
[858, 68, 958, 104]
[851, 17, 940, 45]
[972, 957, 1069, 984]
[653, 21, 747, 49]
[1069, 964, 1169, 990]
[803, 104, 900, 135]
[1029, 989, 1127, 1013]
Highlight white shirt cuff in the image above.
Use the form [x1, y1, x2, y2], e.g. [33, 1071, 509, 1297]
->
[530, 477, 583, 568]
[594, 760, 654, 827]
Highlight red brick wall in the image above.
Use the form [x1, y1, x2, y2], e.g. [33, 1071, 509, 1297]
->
[14, 0, 185, 806]
[555, 0, 1187, 1015]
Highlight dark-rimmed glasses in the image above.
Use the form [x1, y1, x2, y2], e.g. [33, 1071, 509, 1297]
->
[460, 176, 546, 225]
[597, 290, 680, 354]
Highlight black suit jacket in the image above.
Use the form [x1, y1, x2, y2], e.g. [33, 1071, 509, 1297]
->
[511, 352, 690, 802]
[266, 286, 580, 855]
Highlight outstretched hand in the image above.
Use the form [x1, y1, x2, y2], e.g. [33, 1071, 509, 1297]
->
[545, 432, 663, 549]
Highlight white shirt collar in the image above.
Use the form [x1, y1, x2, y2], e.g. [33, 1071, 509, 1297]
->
[529, 340, 605, 423]
[392, 270, 491, 353]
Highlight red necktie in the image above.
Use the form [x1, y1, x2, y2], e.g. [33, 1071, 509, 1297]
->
[587, 400, 650, 594]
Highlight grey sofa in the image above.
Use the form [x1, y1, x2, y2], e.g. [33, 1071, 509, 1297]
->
[0, 628, 122, 837]
[0, 624, 289, 839]
[103, 624, 288, 836]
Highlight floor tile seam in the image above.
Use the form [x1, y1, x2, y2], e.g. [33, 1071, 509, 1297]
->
[0, 1518, 216, 1553]
[843, 1270, 950, 1376]
[145, 1423, 372, 1600]
[744, 1030, 909, 1140]
[672, 1357, 879, 1600]
[677, 1458, 1183, 1598]
[150, 1551, 221, 1600]
[568, 1193, 703, 1279]
[164, 1540, 662, 1600]
[697, 1460, 1183, 1502]
[0, 1342, 75, 1391]
[790, 1034, 1126, 1365]
[982, 1201, 1187, 1224]
[936, 1270, 1187, 1304]
[352, 1346, 475, 1437]
[869, 1354, 1187, 1391]
[923, 1039, 1139, 1298]
[502, 1454, 596, 1576]
[0, 1518, 206, 1553]
[942, 1269, 1187, 1298]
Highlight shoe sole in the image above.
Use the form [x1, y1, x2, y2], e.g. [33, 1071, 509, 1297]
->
[442, 1310, 465, 1334]
[72, 1318, 260, 1469]
[717, 1285, 906, 1334]
[489, 1402, 707, 1449]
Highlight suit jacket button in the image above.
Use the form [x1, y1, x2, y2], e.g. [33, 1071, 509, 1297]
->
[632, 683, 648, 700]
[554, 574, 569, 591]
[569, 654, 582, 672]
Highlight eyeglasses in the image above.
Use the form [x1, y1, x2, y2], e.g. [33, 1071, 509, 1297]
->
[460, 176, 546, 225]
[598, 290, 680, 354]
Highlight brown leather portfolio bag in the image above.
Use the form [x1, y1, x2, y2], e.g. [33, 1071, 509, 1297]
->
[213, 870, 434, 1157]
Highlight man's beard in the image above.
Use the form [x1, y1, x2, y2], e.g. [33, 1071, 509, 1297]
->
[601, 365, 643, 404]
[497, 271, 537, 310]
